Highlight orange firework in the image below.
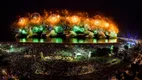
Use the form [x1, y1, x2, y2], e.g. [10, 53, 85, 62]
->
[46, 14, 61, 26]
[30, 13, 42, 25]
[67, 15, 81, 25]
[88, 15, 119, 33]
[94, 19, 101, 26]
[108, 24, 119, 33]
[17, 17, 29, 28]
[14, 10, 119, 35]
[104, 22, 110, 28]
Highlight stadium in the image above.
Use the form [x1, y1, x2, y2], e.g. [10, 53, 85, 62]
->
[0, 10, 141, 80]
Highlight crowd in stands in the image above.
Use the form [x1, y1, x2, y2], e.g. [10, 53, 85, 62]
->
[0, 42, 141, 80]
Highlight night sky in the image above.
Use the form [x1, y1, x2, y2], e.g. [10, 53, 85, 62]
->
[0, 0, 142, 41]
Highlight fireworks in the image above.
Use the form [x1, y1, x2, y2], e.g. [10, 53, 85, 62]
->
[30, 13, 42, 25]
[69, 16, 81, 24]
[17, 17, 28, 28]
[47, 14, 61, 25]
[13, 10, 119, 38]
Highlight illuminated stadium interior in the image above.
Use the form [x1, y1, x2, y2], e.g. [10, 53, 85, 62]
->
[1, 9, 141, 80]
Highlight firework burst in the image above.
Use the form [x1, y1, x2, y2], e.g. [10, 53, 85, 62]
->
[13, 10, 119, 38]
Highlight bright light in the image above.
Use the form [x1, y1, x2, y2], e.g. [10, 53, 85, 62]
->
[30, 13, 41, 24]
[47, 14, 61, 25]
[33, 38, 39, 42]
[18, 17, 28, 27]
[94, 20, 100, 26]
[30, 17, 41, 24]
[54, 26, 63, 33]
[51, 38, 63, 43]
[20, 38, 27, 42]
[70, 16, 80, 24]
[104, 22, 109, 27]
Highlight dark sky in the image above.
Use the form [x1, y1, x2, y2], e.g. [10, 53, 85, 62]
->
[0, 0, 142, 41]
